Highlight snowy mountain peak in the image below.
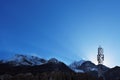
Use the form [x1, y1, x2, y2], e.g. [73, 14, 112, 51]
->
[69, 60, 85, 69]
[48, 58, 59, 63]
[7, 54, 47, 66]
[79, 61, 98, 72]
[1, 54, 62, 66]
[69, 60, 85, 73]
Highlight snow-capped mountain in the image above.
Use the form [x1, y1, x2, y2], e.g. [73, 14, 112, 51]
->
[70, 60, 109, 75]
[69, 60, 85, 69]
[0, 54, 109, 75]
[69, 60, 85, 73]
[69, 60, 97, 73]
[79, 61, 98, 72]
[0, 54, 74, 75]
[1, 54, 62, 66]
[48, 58, 60, 64]
[0, 54, 119, 80]
[4, 54, 47, 66]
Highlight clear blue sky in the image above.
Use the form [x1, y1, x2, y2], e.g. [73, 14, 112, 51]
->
[0, 0, 120, 67]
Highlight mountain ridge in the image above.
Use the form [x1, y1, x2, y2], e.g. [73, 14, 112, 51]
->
[0, 54, 110, 73]
[0, 54, 120, 80]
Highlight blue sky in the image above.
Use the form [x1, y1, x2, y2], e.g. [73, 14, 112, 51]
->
[0, 0, 120, 67]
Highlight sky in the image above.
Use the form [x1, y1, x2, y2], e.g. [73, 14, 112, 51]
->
[0, 0, 120, 67]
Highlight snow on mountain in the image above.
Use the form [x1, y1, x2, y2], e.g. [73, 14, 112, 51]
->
[6, 54, 47, 66]
[69, 60, 85, 69]
[70, 60, 99, 73]
[0, 54, 109, 75]
[48, 58, 60, 64]
[79, 61, 98, 72]
[72, 69, 84, 73]
[1, 54, 62, 66]
[69, 60, 85, 73]
[70, 60, 109, 75]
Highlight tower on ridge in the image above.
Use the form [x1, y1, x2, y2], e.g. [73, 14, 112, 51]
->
[97, 46, 105, 79]
[97, 46, 104, 64]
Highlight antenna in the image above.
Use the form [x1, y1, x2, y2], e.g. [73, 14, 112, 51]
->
[97, 46, 105, 79]
[97, 46, 104, 64]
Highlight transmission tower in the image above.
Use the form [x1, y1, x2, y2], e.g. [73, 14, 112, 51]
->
[97, 46, 104, 64]
[97, 46, 104, 79]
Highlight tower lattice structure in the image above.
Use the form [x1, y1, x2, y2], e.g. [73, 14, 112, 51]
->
[97, 46, 104, 64]
[97, 46, 104, 79]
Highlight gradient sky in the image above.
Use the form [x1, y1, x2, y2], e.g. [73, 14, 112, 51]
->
[0, 0, 120, 67]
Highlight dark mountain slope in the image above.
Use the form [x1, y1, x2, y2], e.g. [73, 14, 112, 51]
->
[0, 61, 74, 75]
[104, 66, 120, 80]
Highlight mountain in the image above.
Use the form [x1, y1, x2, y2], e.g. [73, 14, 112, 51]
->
[97, 64, 110, 74]
[78, 61, 98, 72]
[48, 58, 60, 63]
[69, 60, 85, 73]
[0, 54, 74, 75]
[4, 54, 47, 66]
[104, 66, 120, 80]
[2, 54, 64, 66]
[1, 54, 120, 80]
[70, 61, 98, 73]
[70, 61, 111, 80]
[1, 54, 109, 74]
[69, 60, 110, 79]
[0, 54, 97, 80]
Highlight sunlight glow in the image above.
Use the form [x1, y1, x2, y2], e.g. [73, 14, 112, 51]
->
[82, 44, 115, 68]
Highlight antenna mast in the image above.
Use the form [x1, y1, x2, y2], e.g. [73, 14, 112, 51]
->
[97, 46, 104, 79]
[97, 46, 104, 64]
